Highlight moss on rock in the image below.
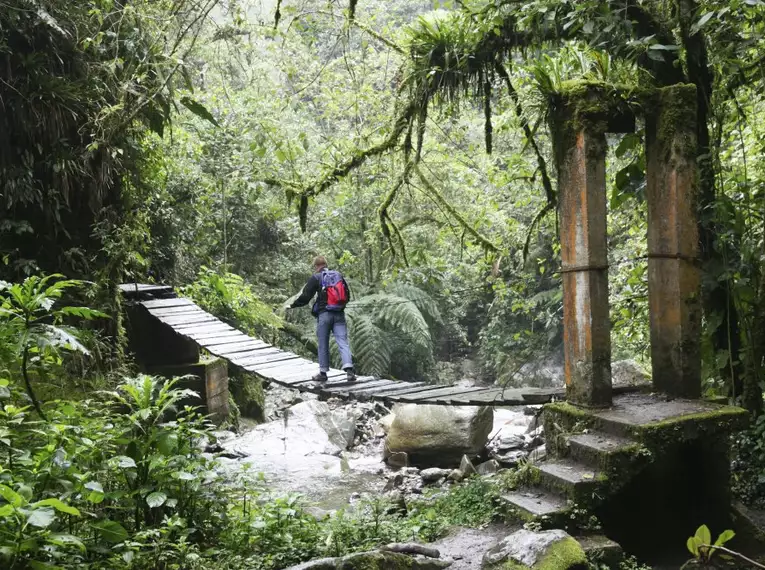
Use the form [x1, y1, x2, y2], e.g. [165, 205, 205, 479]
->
[229, 371, 265, 422]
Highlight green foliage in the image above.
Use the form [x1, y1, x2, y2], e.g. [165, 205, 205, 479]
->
[180, 267, 283, 340]
[731, 414, 765, 506]
[343, 285, 439, 379]
[0, 0, 216, 280]
[0, 374, 224, 569]
[685, 524, 735, 564]
[0, 275, 106, 418]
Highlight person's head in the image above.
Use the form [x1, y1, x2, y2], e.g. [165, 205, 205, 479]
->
[312, 256, 328, 272]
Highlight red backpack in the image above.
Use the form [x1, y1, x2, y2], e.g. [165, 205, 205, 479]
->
[320, 269, 349, 311]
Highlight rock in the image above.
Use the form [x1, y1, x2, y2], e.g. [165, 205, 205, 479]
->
[492, 449, 529, 467]
[611, 359, 651, 390]
[529, 445, 546, 463]
[421, 468, 451, 483]
[386, 404, 493, 468]
[381, 543, 441, 558]
[497, 434, 526, 451]
[447, 469, 464, 482]
[526, 434, 545, 450]
[379, 413, 395, 433]
[459, 455, 477, 476]
[285, 551, 452, 570]
[577, 535, 623, 568]
[287, 401, 356, 454]
[387, 451, 409, 469]
[384, 473, 405, 491]
[482, 529, 587, 570]
[476, 459, 500, 476]
[524, 406, 541, 416]
[385, 490, 407, 515]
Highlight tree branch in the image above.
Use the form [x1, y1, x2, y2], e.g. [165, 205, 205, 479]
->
[495, 62, 555, 205]
[303, 101, 416, 198]
[414, 165, 500, 253]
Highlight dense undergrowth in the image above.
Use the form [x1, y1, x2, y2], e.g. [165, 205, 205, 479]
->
[0, 370, 506, 570]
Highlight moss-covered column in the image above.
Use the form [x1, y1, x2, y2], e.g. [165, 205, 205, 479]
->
[645, 85, 701, 398]
[552, 84, 615, 408]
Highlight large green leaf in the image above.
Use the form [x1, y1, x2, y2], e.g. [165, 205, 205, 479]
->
[0, 485, 24, 507]
[33, 499, 80, 516]
[27, 507, 55, 528]
[146, 491, 167, 508]
[92, 520, 129, 543]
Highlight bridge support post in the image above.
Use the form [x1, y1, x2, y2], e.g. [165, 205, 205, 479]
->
[553, 86, 613, 408]
[645, 86, 701, 398]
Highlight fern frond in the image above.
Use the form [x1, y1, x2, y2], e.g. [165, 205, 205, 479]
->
[352, 294, 431, 350]
[344, 312, 392, 377]
[386, 283, 443, 326]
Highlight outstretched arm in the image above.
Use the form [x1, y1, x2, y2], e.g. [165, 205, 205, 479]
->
[290, 275, 320, 308]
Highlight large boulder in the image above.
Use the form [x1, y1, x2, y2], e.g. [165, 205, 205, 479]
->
[385, 404, 493, 467]
[482, 529, 587, 570]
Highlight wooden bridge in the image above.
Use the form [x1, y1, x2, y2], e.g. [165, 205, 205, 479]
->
[121, 284, 648, 417]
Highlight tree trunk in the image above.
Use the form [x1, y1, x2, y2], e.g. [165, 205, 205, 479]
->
[678, 0, 749, 406]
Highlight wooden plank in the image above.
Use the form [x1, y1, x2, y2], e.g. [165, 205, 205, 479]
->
[192, 330, 248, 342]
[205, 341, 271, 357]
[175, 323, 233, 335]
[208, 345, 274, 360]
[345, 380, 400, 395]
[252, 357, 315, 372]
[348, 380, 404, 394]
[147, 306, 208, 317]
[375, 384, 449, 398]
[434, 388, 509, 405]
[364, 382, 426, 396]
[227, 348, 285, 364]
[323, 379, 394, 395]
[291, 371, 347, 386]
[320, 376, 380, 392]
[265, 360, 319, 376]
[418, 387, 507, 404]
[270, 366, 325, 384]
[393, 386, 488, 403]
[203, 339, 270, 352]
[240, 354, 302, 370]
[142, 298, 196, 309]
[158, 314, 220, 326]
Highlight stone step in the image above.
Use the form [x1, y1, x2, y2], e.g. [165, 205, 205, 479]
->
[536, 459, 604, 500]
[565, 432, 637, 469]
[501, 487, 569, 522]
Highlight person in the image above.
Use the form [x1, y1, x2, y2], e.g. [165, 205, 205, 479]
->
[289, 256, 356, 382]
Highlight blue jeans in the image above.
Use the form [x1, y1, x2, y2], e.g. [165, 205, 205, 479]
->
[317, 311, 353, 372]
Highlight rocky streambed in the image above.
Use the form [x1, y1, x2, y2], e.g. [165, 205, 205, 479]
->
[217, 382, 544, 510]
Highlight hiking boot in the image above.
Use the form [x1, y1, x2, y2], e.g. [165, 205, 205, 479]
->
[312, 372, 328, 382]
[345, 368, 356, 382]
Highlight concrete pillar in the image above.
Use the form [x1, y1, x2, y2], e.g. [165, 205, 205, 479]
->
[557, 126, 612, 407]
[645, 85, 701, 398]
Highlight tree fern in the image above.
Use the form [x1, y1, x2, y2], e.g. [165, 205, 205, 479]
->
[343, 312, 393, 377]
[350, 294, 431, 350]
[386, 283, 443, 326]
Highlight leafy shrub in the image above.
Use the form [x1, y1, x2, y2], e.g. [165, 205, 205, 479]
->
[180, 266, 283, 340]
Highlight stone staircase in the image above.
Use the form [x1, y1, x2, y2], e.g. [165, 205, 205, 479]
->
[502, 413, 650, 524]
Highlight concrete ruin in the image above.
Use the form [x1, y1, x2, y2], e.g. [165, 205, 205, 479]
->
[504, 82, 748, 560]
